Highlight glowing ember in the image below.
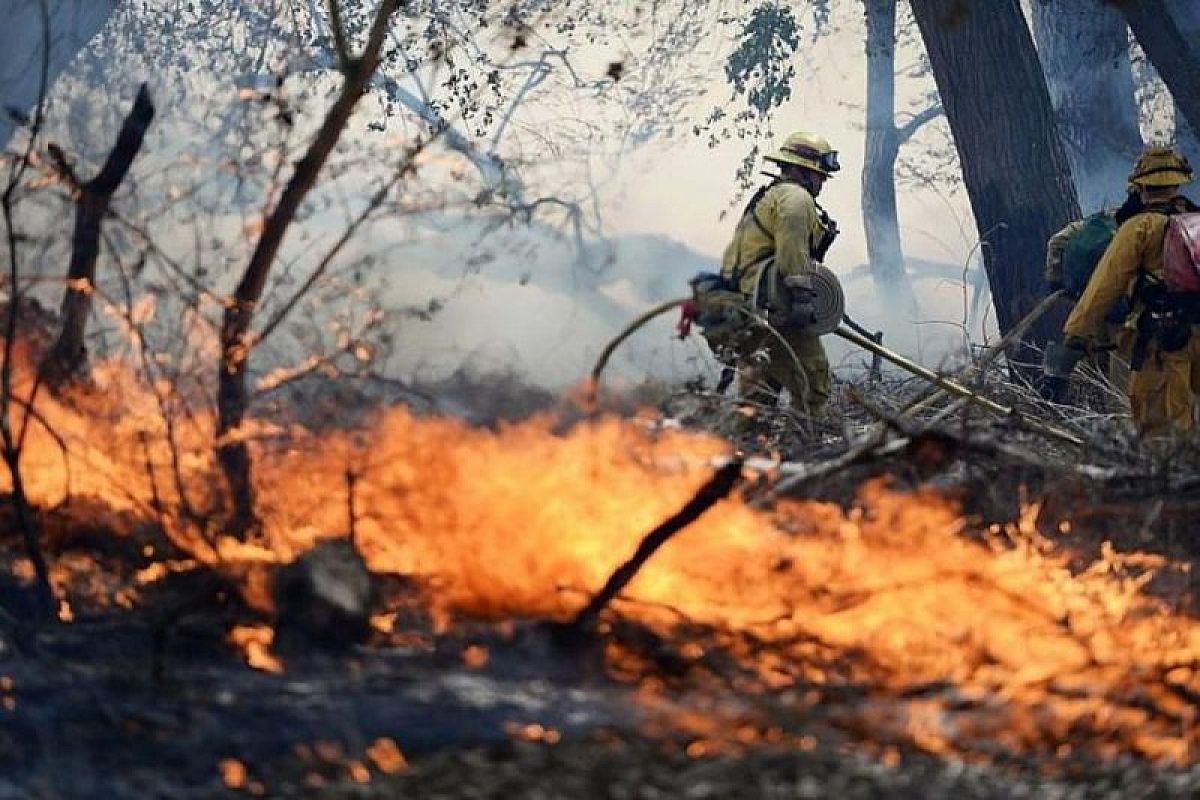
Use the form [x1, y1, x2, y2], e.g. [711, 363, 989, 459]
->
[506, 721, 563, 745]
[365, 737, 409, 775]
[1, 675, 14, 712]
[219, 758, 247, 789]
[346, 760, 371, 784]
[461, 644, 489, 669]
[227, 624, 284, 674]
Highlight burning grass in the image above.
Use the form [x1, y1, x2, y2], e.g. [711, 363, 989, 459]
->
[1, 345, 1199, 790]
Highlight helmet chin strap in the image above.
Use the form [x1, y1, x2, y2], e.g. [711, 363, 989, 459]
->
[791, 167, 823, 195]
[763, 165, 825, 195]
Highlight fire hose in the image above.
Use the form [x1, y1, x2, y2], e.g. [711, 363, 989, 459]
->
[590, 295, 1083, 448]
[833, 323, 1083, 447]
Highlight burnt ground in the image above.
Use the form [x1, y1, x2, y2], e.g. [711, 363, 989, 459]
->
[1, 441, 1199, 800]
[3, 599, 1199, 800]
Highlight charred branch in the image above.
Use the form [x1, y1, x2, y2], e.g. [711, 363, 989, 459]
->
[41, 83, 155, 388]
[566, 460, 743, 635]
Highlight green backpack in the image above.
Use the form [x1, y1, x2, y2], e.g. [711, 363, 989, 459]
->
[1062, 212, 1118, 299]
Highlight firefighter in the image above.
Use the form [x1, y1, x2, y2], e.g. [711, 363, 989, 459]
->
[719, 131, 841, 417]
[1061, 146, 1200, 436]
[1042, 187, 1143, 396]
[1044, 186, 1143, 296]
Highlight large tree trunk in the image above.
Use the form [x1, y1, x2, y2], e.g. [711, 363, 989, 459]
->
[909, 0, 1080, 350]
[1030, 0, 1142, 213]
[0, 0, 116, 148]
[861, 0, 918, 315]
[1119, 0, 1200, 140]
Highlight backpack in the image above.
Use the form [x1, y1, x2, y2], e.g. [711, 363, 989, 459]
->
[1061, 212, 1118, 298]
[1162, 212, 1200, 292]
[1130, 210, 1200, 364]
[685, 271, 748, 363]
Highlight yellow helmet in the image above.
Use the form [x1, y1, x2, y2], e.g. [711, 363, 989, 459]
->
[765, 131, 841, 177]
[1128, 146, 1193, 187]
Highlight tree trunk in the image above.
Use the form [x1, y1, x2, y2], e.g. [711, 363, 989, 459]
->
[1119, 0, 1200, 139]
[1030, 0, 1142, 213]
[217, 0, 398, 535]
[0, 0, 116, 148]
[1165, 0, 1200, 163]
[909, 0, 1080, 350]
[861, 0, 918, 315]
[41, 83, 154, 387]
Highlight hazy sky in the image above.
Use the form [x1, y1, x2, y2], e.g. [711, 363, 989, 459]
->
[602, 16, 974, 273]
[382, 18, 991, 388]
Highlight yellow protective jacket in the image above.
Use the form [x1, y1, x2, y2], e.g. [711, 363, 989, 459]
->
[1063, 213, 1169, 339]
[720, 181, 829, 299]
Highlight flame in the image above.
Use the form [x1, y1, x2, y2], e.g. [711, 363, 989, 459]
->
[2, 348, 1199, 763]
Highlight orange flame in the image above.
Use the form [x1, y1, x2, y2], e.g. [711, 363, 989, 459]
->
[2, 349, 1198, 762]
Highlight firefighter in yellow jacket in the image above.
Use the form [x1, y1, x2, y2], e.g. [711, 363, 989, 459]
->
[719, 131, 840, 416]
[1062, 146, 1200, 435]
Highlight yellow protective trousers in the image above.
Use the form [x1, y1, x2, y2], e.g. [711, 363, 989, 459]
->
[737, 325, 831, 416]
[1128, 332, 1200, 435]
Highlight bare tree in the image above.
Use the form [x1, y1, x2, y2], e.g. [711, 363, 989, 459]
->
[861, 0, 940, 311]
[908, 0, 1079, 348]
[41, 82, 154, 386]
[1117, 0, 1200, 142]
[217, 0, 399, 534]
[1164, 0, 1200, 161]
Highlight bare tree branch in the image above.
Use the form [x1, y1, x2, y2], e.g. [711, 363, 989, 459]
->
[327, 0, 352, 74]
[41, 83, 155, 387]
[217, 0, 400, 535]
[0, 0, 55, 618]
[895, 101, 942, 145]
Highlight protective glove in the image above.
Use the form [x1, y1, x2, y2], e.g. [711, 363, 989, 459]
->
[1042, 337, 1087, 379]
[1063, 335, 1091, 353]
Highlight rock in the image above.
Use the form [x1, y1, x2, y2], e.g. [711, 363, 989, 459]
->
[272, 538, 375, 654]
